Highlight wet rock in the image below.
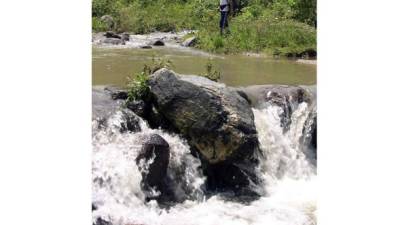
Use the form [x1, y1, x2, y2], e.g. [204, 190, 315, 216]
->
[119, 109, 141, 133]
[102, 38, 125, 45]
[241, 85, 314, 133]
[104, 86, 128, 100]
[149, 69, 259, 164]
[92, 87, 141, 133]
[93, 217, 112, 225]
[126, 100, 148, 118]
[136, 134, 173, 202]
[140, 45, 152, 49]
[92, 87, 124, 125]
[151, 39, 165, 46]
[121, 32, 130, 42]
[104, 31, 121, 39]
[100, 15, 114, 30]
[181, 36, 197, 47]
[148, 69, 261, 195]
[205, 161, 260, 196]
[311, 116, 317, 150]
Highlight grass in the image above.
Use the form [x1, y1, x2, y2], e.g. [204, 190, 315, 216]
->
[92, 0, 317, 57]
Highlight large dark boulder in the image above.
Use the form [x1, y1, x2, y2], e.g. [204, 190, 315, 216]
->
[148, 69, 260, 164]
[147, 69, 261, 195]
[136, 134, 173, 202]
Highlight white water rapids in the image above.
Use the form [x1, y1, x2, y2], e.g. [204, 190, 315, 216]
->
[92, 101, 317, 225]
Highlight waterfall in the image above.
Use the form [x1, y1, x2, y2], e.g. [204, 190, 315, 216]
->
[92, 95, 317, 225]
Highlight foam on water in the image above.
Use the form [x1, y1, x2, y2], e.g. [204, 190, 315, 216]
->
[92, 101, 316, 225]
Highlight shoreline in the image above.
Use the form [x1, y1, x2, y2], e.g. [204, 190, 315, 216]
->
[92, 31, 317, 62]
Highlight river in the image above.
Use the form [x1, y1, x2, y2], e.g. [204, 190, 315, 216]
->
[92, 47, 316, 87]
[92, 37, 317, 225]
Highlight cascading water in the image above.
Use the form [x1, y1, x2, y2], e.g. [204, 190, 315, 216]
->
[92, 92, 317, 225]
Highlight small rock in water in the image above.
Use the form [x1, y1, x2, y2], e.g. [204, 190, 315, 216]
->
[104, 31, 121, 39]
[181, 36, 197, 47]
[119, 109, 141, 133]
[136, 134, 173, 202]
[151, 39, 165, 46]
[93, 217, 112, 225]
[140, 45, 152, 49]
[126, 100, 148, 118]
[102, 38, 125, 45]
[121, 32, 130, 42]
[104, 86, 128, 100]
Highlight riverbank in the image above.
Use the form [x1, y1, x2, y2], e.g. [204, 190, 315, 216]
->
[92, 0, 316, 58]
[92, 31, 317, 62]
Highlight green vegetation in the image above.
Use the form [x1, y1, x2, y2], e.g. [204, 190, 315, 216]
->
[126, 57, 224, 102]
[126, 56, 174, 102]
[203, 58, 221, 82]
[94, 0, 316, 57]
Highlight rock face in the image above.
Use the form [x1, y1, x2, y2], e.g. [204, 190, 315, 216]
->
[148, 69, 261, 195]
[136, 134, 173, 202]
[149, 69, 259, 164]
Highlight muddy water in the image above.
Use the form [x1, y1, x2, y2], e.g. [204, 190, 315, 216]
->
[92, 47, 316, 87]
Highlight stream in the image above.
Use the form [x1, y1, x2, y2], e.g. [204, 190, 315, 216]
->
[92, 32, 317, 225]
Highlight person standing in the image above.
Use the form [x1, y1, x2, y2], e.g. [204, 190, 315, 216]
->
[219, 0, 229, 35]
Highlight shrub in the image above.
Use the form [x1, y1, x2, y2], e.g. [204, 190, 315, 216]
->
[92, 17, 108, 32]
[126, 56, 174, 102]
[203, 58, 221, 81]
[126, 71, 150, 102]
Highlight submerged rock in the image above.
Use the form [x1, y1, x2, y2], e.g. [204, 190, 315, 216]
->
[147, 69, 261, 195]
[140, 45, 152, 49]
[102, 38, 125, 45]
[136, 134, 174, 202]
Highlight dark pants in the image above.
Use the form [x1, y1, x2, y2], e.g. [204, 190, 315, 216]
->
[220, 11, 229, 32]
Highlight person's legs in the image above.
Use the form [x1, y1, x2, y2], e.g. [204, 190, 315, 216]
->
[220, 11, 228, 35]
[220, 11, 225, 34]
